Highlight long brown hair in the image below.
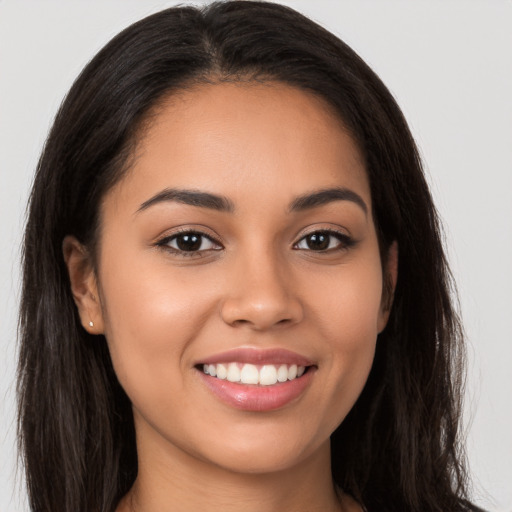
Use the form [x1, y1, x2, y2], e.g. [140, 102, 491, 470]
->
[18, 2, 472, 511]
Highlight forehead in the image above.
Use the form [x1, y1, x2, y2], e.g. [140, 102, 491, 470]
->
[104, 81, 370, 214]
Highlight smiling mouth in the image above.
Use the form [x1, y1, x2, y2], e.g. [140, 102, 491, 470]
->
[198, 362, 309, 386]
[196, 350, 316, 411]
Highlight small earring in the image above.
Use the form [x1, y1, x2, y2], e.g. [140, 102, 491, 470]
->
[89, 321, 94, 327]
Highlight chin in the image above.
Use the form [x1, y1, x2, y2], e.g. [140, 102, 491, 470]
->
[190, 422, 331, 476]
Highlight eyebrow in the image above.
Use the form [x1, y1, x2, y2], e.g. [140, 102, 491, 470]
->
[289, 187, 368, 215]
[137, 186, 367, 215]
[137, 188, 235, 213]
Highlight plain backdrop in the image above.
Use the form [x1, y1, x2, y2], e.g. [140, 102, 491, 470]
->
[1, 1, 511, 511]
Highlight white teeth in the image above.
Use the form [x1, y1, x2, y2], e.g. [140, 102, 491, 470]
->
[277, 364, 288, 383]
[216, 363, 227, 380]
[202, 362, 308, 385]
[226, 362, 241, 382]
[259, 365, 278, 386]
[240, 363, 259, 384]
[288, 364, 297, 380]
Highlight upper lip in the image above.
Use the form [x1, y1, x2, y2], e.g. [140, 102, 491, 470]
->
[197, 347, 314, 367]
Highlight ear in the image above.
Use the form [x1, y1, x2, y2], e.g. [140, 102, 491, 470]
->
[377, 241, 398, 333]
[62, 236, 104, 334]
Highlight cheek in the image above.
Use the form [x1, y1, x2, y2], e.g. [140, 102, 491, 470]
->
[310, 254, 384, 350]
[303, 256, 383, 419]
[97, 252, 217, 400]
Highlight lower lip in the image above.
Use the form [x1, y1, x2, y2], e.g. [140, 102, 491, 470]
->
[198, 368, 315, 412]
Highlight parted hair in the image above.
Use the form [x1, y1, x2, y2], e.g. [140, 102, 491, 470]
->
[18, 2, 472, 511]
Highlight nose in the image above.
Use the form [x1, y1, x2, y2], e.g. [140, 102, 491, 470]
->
[220, 251, 303, 331]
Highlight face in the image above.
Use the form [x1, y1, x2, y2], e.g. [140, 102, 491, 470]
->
[72, 82, 395, 476]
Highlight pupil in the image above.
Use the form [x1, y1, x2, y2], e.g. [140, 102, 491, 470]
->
[177, 233, 201, 251]
[307, 232, 329, 250]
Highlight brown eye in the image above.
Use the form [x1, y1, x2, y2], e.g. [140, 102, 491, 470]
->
[175, 233, 202, 251]
[159, 231, 221, 253]
[304, 232, 330, 250]
[295, 230, 353, 252]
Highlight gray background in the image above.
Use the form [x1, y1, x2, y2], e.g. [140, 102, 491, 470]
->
[1, 1, 511, 511]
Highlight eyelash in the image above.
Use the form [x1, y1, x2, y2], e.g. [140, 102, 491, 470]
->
[156, 228, 222, 258]
[294, 229, 355, 252]
[156, 228, 355, 258]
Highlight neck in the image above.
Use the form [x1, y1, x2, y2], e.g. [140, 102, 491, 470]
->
[117, 425, 345, 512]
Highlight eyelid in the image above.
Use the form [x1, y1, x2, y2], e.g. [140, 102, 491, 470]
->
[292, 224, 351, 243]
[155, 225, 223, 243]
[153, 224, 355, 257]
[292, 226, 356, 252]
[155, 226, 224, 256]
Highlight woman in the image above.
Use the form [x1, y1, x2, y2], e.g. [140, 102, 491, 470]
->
[17, 2, 478, 511]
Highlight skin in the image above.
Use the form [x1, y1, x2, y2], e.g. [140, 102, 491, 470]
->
[64, 82, 397, 512]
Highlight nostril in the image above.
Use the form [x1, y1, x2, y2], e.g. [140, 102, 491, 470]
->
[230, 317, 294, 329]
[220, 294, 304, 330]
[232, 319, 250, 327]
